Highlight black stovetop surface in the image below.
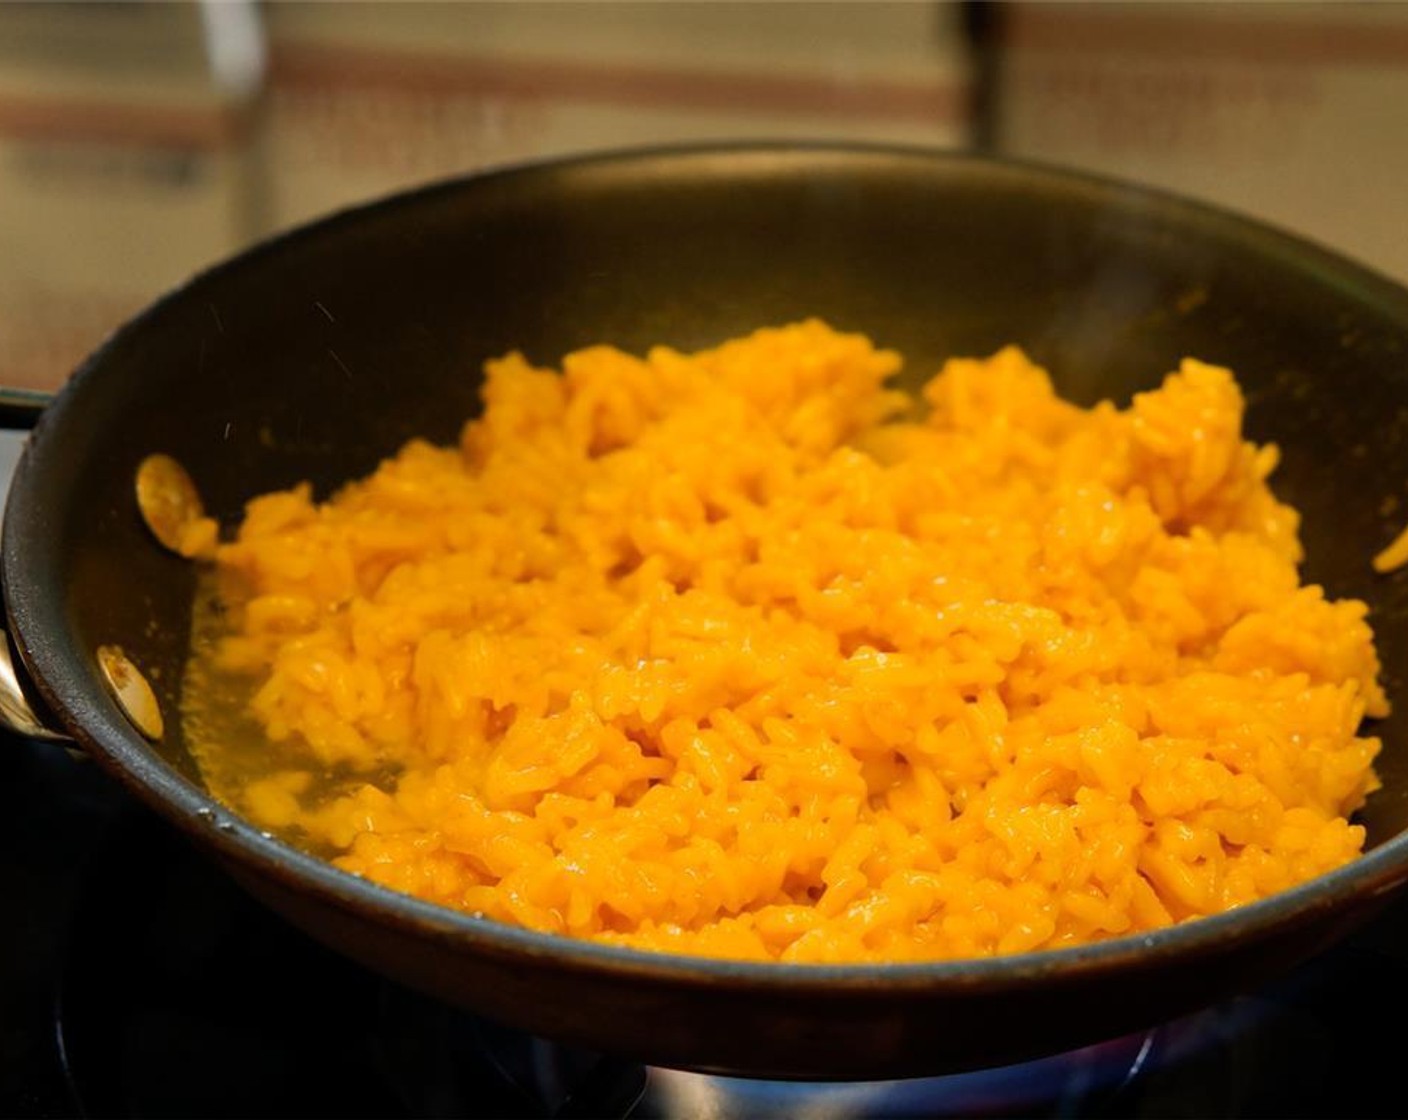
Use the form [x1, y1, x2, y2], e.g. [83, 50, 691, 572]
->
[4, 729, 1408, 1120]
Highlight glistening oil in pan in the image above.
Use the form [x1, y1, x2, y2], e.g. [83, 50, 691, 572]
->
[181, 566, 402, 861]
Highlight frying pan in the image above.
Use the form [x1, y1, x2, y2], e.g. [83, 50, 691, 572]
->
[5, 143, 1408, 1081]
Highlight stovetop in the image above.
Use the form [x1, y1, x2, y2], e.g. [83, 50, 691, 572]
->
[2, 421, 1406, 1119]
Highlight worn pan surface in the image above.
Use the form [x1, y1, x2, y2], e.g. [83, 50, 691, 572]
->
[6, 143, 1408, 1080]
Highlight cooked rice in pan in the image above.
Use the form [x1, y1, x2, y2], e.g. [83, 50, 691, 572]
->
[183, 320, 1386, 962]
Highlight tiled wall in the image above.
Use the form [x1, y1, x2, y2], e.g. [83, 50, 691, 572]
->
[0, 1, 971, 392]
[3, 0, 1406, 393]
[992, 2, 1408, 286]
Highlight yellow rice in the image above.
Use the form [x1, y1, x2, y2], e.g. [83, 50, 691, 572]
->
[183, 320, 1387, 963]
[1374, 522, 1408, 573]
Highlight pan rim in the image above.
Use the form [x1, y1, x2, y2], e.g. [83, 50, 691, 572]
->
[8, 138, 1408, 995]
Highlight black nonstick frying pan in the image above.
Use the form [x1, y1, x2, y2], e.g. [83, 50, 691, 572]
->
[5, 143, 1408, 1080]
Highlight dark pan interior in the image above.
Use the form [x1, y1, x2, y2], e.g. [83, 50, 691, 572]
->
[8, 144, 1408, 1076]
[19, 144, 1408, 831]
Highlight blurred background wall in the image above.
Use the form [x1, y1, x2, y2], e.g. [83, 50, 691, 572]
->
[2, 0, 1405, 392]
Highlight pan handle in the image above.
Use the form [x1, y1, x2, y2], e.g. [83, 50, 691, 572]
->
[0, 635, 74, 745]
[0, 387, 74, 745]
[0, 387, 51, 431]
